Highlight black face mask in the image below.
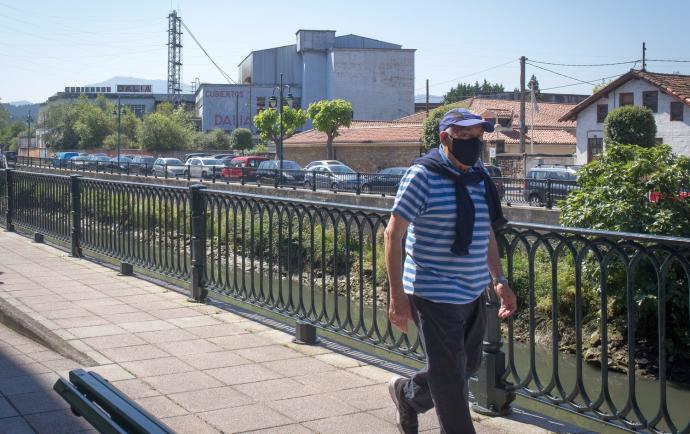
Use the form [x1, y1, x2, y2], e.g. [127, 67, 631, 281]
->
[450, 137, 482, 166]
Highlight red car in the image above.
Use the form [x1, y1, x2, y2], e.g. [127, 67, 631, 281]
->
[220, 156, 268, 182]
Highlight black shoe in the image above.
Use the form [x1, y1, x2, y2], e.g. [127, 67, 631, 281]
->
[388, 376, 419, 434]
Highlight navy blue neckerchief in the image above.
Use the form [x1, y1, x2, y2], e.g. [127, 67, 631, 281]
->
[413, 148, 507, 256]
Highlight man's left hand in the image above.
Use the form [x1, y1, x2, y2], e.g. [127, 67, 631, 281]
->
[495, 282, 517, 319]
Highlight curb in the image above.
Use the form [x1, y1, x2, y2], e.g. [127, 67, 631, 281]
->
[0, 297, 98, 367]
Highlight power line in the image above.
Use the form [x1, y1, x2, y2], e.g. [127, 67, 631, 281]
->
[416, 59, 517, 91]
[180, 20, 235, 84]
[528, 59, 640, 67]
[647, 59, 690, 63]
[526, 62, 600, 86]
[540, 73, 625, 91]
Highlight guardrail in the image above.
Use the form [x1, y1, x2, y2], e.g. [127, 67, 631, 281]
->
[2, 167, 689, 433]
[16, 156, 582, 207]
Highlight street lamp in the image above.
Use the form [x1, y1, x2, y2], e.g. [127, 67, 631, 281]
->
[112, 96, 122, 164]
[268, 73, 293, 173]
[26, 113, 33, 149]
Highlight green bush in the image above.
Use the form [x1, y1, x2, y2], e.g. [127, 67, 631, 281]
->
[420, 102, 469, 151]
[604, 105, 657, 148]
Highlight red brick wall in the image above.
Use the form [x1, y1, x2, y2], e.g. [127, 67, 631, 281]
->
[284, 142, 421, 172]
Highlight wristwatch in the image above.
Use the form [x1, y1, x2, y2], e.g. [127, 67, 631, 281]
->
[492, 275, 509, 286]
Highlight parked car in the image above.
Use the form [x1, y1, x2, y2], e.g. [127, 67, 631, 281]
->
[220, 156, 269, 181]
[109, 156, 133, 172]
[304, 164, 360, 191]
[255, 160, 304, 186]
[87, 155, 113, 170]
[523, 166, 578, 206]
[304, 160, 346, 170]
[52, 152, 80, 168]
[184, 152, 210, 161]
[130, 156, 157, 175]
[483, 164, 505, 199]
[0, 153, 7, 169]
[360, 167, 407, 194]
[185, 157, 226, 179]
[70, 154, 92, 169]
[153, 158, 186, 177]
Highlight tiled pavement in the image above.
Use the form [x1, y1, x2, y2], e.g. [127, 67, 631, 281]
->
[0, 231, 556, 434]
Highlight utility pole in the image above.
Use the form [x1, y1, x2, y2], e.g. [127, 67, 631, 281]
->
[519, 56, 526, 174]
[26, 113, 33, 149]
[642, 42, 646, 71]
[425, 79, 429, 116]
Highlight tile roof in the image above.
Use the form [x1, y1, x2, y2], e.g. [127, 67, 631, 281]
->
[483, 128, 576, 145]
[560, 70, 690, 121]
[285, 99, 577, 146]
[284, 120, 423, 145]
[463, 98, 577, 128]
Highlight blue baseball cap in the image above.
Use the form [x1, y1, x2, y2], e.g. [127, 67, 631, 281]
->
[438, 108, 495, 133]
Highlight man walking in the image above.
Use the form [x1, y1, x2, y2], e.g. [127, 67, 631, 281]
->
[384, 108, 517, 434]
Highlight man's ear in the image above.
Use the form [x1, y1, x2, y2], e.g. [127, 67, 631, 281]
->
[439, 131, 447, 142]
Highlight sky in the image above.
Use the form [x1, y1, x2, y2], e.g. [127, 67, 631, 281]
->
[2, 0, 690, 104]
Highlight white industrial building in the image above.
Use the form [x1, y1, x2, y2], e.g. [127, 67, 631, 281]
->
[196, 29, 415, 133]
[560, 70, 690, 164]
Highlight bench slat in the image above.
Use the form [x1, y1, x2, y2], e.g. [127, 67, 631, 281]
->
[53, 378, 129, 434]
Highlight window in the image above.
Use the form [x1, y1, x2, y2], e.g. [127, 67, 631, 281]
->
[596, 104, 608, 123]
[587, 137, 603, 163]
[643, 91, 658, 112]
[125, 104, 146, 118]
[497, 117, 512, 128]
[671, 101, 684, 121]
[656, 137, 663, 145]
[619, 92, 634, 106]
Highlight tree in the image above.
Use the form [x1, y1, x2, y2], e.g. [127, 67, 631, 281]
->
[420, 101, 469, 151]
[604, 105, 657, 148]
[560, 142, 690, 236]
[442, 80, 504, 104]
[138, 112, 191, 151]
[193, 129, 231, 150]
[592, 79, 612, 94]
[103, 108, 141, 150]
[306, 99, 353, 159]
[72, 97, 113, 149]
[253, 107, 307, 145]
[230, 128, 253, 154]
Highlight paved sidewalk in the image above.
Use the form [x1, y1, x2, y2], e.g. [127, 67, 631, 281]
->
[0, 231, 556, 434]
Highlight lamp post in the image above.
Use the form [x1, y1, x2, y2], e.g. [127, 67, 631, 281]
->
[268, 73, 293, 173]
[112, 96, 122, 164]
[26, 113, 33, 149]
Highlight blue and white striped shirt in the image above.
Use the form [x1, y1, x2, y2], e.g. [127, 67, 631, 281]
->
[391, 149, 491, 304]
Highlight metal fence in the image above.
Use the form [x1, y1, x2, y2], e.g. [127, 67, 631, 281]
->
[16, 156, 581, 207]
[2, 168, 689, 433]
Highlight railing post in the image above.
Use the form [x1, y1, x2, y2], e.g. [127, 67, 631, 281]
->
[5, 169, 15, 232]
[189, 184, 208, 302]
[470, 288, 515, 416]
[545, 179, 553, 209]
[311, 171, 317, 192]
[274, 169, 279, 188]
[240, 167, 245, 186]
[69, 175, 83, 257]
[356, 173, 361, 195]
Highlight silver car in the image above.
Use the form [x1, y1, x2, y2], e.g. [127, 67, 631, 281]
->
[153, 158, 185, 177]
[185, 157, 226, 179]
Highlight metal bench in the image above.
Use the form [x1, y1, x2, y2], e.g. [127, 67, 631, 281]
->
[53, 369, 173, 434]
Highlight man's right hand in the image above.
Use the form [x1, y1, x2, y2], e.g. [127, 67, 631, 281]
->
[389, 293, 413, 333]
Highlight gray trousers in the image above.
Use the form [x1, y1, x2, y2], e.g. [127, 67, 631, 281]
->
[401, 293, 486, 434]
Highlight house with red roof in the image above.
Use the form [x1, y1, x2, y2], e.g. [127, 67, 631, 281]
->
[560, 70, 690, 164]
[283, 97, 578, 173]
